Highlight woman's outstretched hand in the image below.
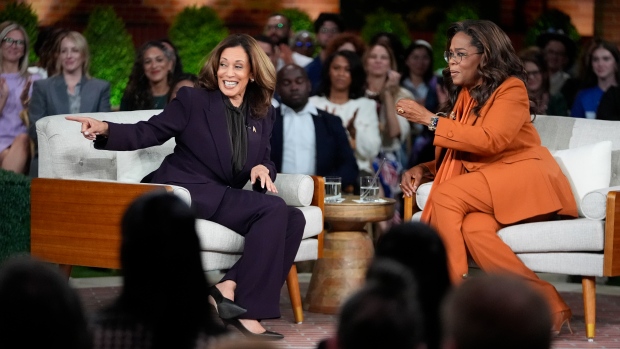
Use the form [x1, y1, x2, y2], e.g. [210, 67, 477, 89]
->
[65, 116, 109, 141]
[395, 98, 434, 126]
[400, 165, 426, 198]
[251, 164, 277, 193]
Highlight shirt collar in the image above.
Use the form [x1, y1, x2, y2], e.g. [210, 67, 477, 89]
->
[281, 102, 318, 117]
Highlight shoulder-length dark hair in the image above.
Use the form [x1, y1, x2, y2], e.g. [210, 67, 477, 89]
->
[441, 20, 526, 117]
[121, 40, 174, 111]
[581, 39, 620, 89]
[198, 34, 275, 118]
[318, 50, 367, 99]
[402, 41, 435, 84]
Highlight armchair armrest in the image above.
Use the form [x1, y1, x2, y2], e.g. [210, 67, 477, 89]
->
[604, 190, 620, 276]
[310, 176, 325, 257]
[30, 178, 172, 269]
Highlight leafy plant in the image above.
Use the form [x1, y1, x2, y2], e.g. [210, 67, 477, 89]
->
[432, 4, 479, 70]
[83, 6, 134, 108]
[281, 8, 314, 33]
[169, 6, 229, 75]
[0, 1, 38, 64]
[360, 8, 411, 48]
[524, 9, 580, 48]
[0, 169, 30, 264]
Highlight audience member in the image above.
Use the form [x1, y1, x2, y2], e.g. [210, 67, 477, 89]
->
[320, 259, 424, 349]
[596, 85, 620, 120]
[31, 26, 68, 78]
[160, 37, 184, 78]
[254, 34, 279, 69]
[323, 33, 366, 60]
[272, 64, 358, 190]
[0, 256, 91, 349]
[375, 222, 451, 349]
[364, 42, 411, 200]
[536, 29, 579, 106]
[0, 21, 41, 174]
[305, 13, 345, 95]
[571, 39, 619, 118]
[91, 192, 225, 349]
[441, 275, 553, 349]
[369, 32, 406, 74]
[519, 47, 569, 116]
[68, 34, 303, 340]
[170, 72, 198, 101]
[263, 13, 312, 70]
[291, 30, 315, 58]
[29, 31, 111, 177]
[309, 50, 381, 177]
[398, 19, 576, 336]
[120, 40, 174, 111]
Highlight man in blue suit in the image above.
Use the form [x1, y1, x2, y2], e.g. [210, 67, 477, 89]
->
[272, 64, 358, 191]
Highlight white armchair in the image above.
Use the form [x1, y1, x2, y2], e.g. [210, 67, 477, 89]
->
[30, 111, 325, 324]
[404, 115, 620, 340]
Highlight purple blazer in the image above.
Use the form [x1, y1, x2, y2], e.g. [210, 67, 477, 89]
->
[96, 87, 277, 219]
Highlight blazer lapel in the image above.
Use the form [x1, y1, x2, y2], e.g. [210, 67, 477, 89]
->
[204, 91, 234, 182]
[52, 77, 70, 115]
[79, 78, 95, 113]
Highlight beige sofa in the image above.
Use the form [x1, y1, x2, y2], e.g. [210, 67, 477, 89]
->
[30, 110, 325, 324]
[405, 115, 620, 340]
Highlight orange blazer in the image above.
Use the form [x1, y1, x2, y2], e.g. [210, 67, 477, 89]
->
[422, 77, 577, 224]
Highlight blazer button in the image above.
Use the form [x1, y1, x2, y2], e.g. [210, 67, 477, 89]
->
[447, 131, 454, 138]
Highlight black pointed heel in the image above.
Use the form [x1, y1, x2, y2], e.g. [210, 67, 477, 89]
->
[223, 318, 284, 340]
[208, 285, 247, 319]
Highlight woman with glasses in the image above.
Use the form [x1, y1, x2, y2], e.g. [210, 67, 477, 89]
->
[519, 47, 568, 116]
[0, 21, 41, 174]
[120, 40, 174, 111]
[29, 31, 111, 176]
[398, 20, 577, 335]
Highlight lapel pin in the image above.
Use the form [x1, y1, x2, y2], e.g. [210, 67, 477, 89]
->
[253, 126, 256, 133]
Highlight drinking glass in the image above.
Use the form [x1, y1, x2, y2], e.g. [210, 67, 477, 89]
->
[360, 176, 380, 202]
[324, 176, 342, 203]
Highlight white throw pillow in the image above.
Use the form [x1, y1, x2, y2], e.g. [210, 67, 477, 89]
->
[553, 141, 612, 217]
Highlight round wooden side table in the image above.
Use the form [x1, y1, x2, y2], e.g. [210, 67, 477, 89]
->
[305, 195, 395, 314]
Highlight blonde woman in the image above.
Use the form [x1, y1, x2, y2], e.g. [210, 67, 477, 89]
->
[0, 21, 40, 174]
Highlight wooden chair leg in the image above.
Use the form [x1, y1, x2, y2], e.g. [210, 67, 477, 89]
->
[582, 276, 596, 341]
[59, 264, 73, 280]
[286, 264, 304, 324]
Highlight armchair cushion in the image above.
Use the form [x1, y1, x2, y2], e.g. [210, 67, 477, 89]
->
[552, 141, 612, 217]
[116, 139, 176, 182]
[581, 185, 620, 220]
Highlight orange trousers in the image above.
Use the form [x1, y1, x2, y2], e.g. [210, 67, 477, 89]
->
[428, 171, 569, 314]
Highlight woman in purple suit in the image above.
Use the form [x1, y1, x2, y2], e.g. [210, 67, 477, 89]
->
[67, 34, 304, 341]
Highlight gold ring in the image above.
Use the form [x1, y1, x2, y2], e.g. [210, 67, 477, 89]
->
[397, 107, 404, 114]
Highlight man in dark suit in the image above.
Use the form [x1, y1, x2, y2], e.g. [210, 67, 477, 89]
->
[272, 64, 358, 191]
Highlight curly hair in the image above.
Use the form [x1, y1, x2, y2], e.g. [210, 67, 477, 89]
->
[441, 20, 527, 117]
[317, 50, 367, 100]
[121, 41, 174, 111]
[324, 33, 366, 60]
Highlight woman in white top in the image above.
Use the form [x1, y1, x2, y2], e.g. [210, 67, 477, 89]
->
[364, 42, 412, 199]
[309, 50, 380, 176]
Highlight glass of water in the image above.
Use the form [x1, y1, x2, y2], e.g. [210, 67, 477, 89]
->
[324, 176, 342, 203]
[360, 176, 380, 202]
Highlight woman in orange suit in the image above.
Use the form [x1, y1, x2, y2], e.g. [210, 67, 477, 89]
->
[397, 20, 577, 335]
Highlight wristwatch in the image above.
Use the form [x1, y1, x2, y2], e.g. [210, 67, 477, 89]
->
[428, 115, 439, 131]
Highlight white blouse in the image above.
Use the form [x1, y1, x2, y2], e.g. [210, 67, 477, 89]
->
[309, 96, 381, 174]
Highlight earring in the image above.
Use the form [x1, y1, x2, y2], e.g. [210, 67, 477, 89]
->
[251, 78, 255, 82]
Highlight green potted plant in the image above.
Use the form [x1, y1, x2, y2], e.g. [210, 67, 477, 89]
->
[0, 170, 30, 263]
[281, 8, 314, 33]
[360, 8, 411, 48]
[169, 6, 229, 75]
[524, 9, 580, 48]
[83, 6, 134, 109]
[0, 1, 38, 64]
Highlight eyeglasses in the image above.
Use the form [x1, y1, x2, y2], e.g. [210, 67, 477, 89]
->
[266, 23, 286, 31]
[295, 41, 313, 48]
[526, 70, 541, 78]
[444, 51, 482, 64]
[319, 27, 339, 34]
[2, 37, 25, 47]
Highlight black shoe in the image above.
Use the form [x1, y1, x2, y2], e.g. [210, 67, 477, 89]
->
[223, 318, 284, 340]
[208, 285, 247, 319]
